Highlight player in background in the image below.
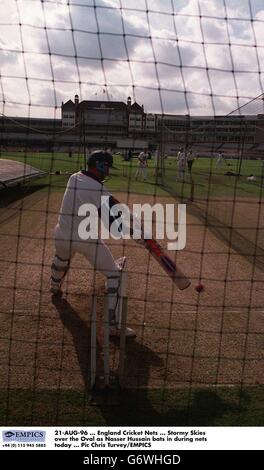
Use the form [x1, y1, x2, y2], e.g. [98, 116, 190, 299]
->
[215, 151, 224, 168]
[127, 148, 133, 161]
[177, 148, 183, 161]
[135, 148, 148, 181]
[187, 148, 196, 175]
[50, 150, 136, 338]
[177, 147, 187, 180]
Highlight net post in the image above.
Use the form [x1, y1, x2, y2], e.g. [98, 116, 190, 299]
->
[118, 296, 128, 387]
[90, 294, 97, 390]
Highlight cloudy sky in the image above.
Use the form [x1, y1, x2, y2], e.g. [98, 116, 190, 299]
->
[1, 0, 264, 118]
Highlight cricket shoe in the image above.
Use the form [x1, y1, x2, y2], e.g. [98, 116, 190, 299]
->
[109, 325, 136, 338]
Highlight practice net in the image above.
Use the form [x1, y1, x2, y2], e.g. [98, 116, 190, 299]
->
[0, 0, 264, 427]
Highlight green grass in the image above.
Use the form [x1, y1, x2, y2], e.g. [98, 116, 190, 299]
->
[1, 386, 264, 426]
[164, 156, 264, 199]
[1, 152, 168, 196]
[1, 151, 84, 173]
[109, 156, 168, 195]
[1, 151, 263, 199]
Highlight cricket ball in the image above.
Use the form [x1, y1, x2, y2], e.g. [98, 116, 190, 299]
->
[195, 283, 204, 293]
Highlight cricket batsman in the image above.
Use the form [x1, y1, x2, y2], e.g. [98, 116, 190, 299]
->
[50, 150, 136, 338]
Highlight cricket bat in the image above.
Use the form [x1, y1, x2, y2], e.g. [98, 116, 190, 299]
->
[143, 238, 191, 290]
[109, 196, 191, 291]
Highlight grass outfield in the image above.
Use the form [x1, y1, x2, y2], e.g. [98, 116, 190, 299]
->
[163, 156, 264, 199]
[0, 152, 167, 196]
[1, 151, 263, 199]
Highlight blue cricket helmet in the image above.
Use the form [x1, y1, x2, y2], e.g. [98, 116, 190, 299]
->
[86, 150, 113, 178]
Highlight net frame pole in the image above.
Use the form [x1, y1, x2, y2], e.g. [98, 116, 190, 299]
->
[90, 294, 97, 389]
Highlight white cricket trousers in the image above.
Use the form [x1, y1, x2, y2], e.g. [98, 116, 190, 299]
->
[51, 234, 121, 325]
[135, 166, 147, 180]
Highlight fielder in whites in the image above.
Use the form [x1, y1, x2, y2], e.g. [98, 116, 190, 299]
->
[215, 151, 224, 168]
[135, 148, 148, 181]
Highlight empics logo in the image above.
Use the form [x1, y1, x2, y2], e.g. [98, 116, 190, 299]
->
[2, 430, 46, 442]
[4, 432, 15, 438]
